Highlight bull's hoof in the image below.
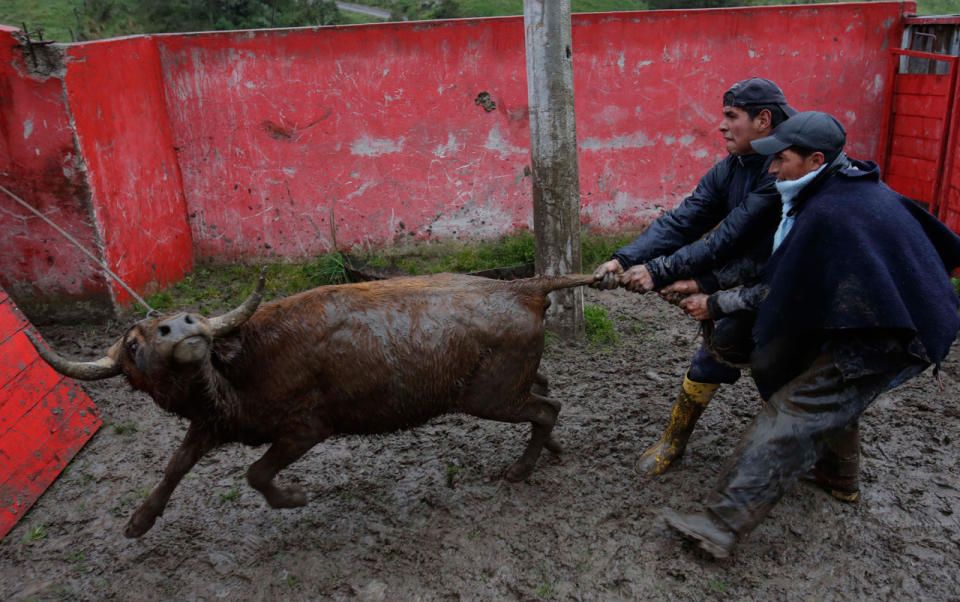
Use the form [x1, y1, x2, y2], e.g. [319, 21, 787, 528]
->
[265, 486, 308, 508]
[505, 462, 535, 482]
[545, 435, 563, 454]
[124, 510, 157, 538]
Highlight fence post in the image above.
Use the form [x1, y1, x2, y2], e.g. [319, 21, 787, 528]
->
[523, 0, 584, 339]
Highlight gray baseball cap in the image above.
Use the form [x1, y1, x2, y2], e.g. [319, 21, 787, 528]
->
[750, 111, 847, 157]
[723, 77, 798, 117]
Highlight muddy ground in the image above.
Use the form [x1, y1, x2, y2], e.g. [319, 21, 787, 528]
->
[2, 286, 959, 600]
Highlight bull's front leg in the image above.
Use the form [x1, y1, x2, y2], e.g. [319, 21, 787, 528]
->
[125, 424, 217, 538]
[246, 435, 324, 508]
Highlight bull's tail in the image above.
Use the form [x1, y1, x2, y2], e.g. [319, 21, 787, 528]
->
[513, 273, 598, 296]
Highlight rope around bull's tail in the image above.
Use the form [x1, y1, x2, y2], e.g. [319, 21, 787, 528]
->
[0, 184, 158, 316]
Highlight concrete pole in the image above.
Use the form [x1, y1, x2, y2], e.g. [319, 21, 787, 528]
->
[523, 0, 584, 339]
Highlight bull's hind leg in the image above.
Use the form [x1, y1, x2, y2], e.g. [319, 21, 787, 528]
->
[467, 391, 561, 482]
[533, 371, 563, 454]
[247, 435, 326, 508]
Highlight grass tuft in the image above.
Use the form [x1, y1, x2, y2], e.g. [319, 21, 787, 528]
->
[584, 304, 619, 346]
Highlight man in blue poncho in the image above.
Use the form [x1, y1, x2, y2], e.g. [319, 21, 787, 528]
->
[662, 111, 960, 559]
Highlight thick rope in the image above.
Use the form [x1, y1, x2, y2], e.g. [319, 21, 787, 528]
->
[0, 184, 157, 316]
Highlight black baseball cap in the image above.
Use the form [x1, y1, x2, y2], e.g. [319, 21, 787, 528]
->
[723, 77, 797, 117]
[750, 111, 847, 159]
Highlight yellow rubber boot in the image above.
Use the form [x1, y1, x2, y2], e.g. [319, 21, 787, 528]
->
[635, 376, 720, 476]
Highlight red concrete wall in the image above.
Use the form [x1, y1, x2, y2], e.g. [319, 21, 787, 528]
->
[64, 38, 193, 304]
[0, 3, 913, 310]
[0, 26, 112, 318]
[153, 2, 907, 263]
[0, 286, 101, 540]
[155, 19, 536, 261]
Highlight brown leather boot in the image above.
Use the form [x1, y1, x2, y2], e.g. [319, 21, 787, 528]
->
[662, 507, 736, 559]
[635, 376, 720, 475]
[802, 423, 860, 502]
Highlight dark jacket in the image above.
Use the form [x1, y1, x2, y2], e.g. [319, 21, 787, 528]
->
[751, 159, 960, 393]
[612, 153, 780, 289]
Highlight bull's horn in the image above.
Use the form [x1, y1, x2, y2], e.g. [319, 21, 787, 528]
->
[208, 267, 266, 336]
[25, 331, 121, 380]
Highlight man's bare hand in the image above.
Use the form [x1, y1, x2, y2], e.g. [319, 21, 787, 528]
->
[679, 294, 711, 321]
[661, 279, 701, 295]
[591, 259, 623, 290]
[620, 265, 654, 293]
[658, 291, 686, 306]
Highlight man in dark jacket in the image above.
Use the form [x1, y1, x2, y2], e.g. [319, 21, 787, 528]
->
[593, 77, 794, 476]
[663, 111, 960, 559]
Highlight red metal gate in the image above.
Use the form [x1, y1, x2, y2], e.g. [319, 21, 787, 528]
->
[880, 49, 960, 223]
[880, 16, 960, 232]
[0, 288, 101, 540]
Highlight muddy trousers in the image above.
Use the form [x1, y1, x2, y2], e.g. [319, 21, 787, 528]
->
[705, 347, 927, 537]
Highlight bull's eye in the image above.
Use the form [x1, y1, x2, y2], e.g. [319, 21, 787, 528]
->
[127, 340, 139, 356]
[159, 325, 171, 336]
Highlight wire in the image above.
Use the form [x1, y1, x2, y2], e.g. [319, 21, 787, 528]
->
[0, 183, 158, 316]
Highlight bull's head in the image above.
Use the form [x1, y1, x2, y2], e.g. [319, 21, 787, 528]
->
[28, 270, 266, 385]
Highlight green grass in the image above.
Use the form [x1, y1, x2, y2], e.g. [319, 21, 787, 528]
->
[584, 304, 619, 346]
[370, 231, 537, 275]
[23, 524, 48, 543]
[112, 421, 138, 435]
[5, 0, 955, 43]
[133, 231, 637, 317]
[2, 0, 141, 42]
[445, 464, 461, 488]
[219, 486, 240, 503]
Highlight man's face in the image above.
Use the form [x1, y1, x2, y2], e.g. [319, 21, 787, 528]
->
[768, 149, 823, 181]
[719, 106, 768, 155]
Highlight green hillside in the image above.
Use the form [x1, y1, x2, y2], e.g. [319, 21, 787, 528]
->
[1, 0, 954, 44]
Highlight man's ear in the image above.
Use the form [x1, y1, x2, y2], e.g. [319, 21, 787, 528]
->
[809, 151, 826, 170]
[754, 109, 772, 133]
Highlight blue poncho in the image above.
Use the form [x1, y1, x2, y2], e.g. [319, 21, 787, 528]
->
[752, 159, 960, 390]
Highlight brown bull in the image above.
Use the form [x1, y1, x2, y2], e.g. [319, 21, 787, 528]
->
[30, 271, 595, 537]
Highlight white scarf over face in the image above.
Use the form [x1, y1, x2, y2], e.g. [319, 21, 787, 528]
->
[772, 165, 825, 252]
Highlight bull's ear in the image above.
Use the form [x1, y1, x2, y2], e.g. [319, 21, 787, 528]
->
[26, 331, 122, 380]
[208, 267, 266, 336]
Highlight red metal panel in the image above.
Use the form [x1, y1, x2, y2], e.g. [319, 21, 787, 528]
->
[893, 93, 949, 116]
[0, 297, 26, 346]
[888, 136, 942, 160]
[887, 155, 940, 178]
[0, 359, 61, 431]
[0, 381, 100, 540]
[937, 63, 960, 232]
[64, 38, 194, 304]
[0, 290, 100, 541]
[891, 115, 944, 139]
[883, 52, 957, 210]
[0, 31, 111, 308]
[0, 335, 34, 390]
[885, 174, 936, 203]
[894, 73, 953, 96]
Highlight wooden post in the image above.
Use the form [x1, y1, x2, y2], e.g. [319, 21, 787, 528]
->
[523, 0, 584, 339]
